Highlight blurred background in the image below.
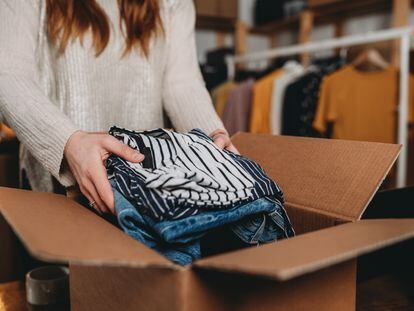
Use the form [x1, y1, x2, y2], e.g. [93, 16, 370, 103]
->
[194, 0, 414, 189]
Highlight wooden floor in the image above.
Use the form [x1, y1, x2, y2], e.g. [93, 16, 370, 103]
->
[1, 275, 414, 310]
[0, 281, 69, 311]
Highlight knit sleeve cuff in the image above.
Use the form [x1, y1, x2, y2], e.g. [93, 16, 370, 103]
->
[47, 125, 79, 188]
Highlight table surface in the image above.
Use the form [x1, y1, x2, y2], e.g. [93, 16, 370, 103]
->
[1, 275, 414, 311]
[0, 281, 26, 311]
[0, 281, 69, 311]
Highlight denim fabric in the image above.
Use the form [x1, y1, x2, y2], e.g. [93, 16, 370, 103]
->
[151, 196, 291, 244]
[113, 185, 294, 265]
[113, 186, 200, 265]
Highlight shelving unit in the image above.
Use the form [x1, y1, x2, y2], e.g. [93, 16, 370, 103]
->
[195, 15, 236, 33]
[196, 0, 412, 65]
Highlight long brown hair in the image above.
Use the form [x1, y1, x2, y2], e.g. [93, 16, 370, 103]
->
[46, 0, 163, 57]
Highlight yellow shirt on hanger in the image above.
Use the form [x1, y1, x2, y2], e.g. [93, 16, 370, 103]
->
[211, 81, 237, 117]
[250, 69, 284, 133]
[313, 65, 400, 143]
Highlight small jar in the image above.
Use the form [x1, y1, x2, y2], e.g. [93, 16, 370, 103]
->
[26, 266, 69, 307]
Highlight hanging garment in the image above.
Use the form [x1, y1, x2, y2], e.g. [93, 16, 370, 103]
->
[270, 61, 305, 135]
[106, 127, 294, 265]
[250, 69, 284, 134]
[313, 65, 399, 143]
[211, 81, 238, 117]
[281, 60, 343, 137]
[282, 71, 322, 137]
[200, 48, 235, 92]
[200, 63, 228, 92]
[254, 0, 286, 26]
[221, 79, 255, 136]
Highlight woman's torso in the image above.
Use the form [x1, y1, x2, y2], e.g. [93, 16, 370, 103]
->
[22, 0, 175, 192]
[37, 0, 173, 132]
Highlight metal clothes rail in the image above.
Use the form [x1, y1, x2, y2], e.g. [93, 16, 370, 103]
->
[226, 27, 413, 187]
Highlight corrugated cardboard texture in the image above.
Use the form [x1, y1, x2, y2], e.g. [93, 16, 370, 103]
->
[195, 219, 414, 281]
[189, 261, 356, 311]
[285, 202, 343, 235]
[232, 133, 400, 221]
[70, 266, 184, 311]
[70, 265, 230, 311]
[70, 261, 356, 311]
[0, 187, 171, 268]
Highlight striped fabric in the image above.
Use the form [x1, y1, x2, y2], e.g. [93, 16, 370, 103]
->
[106, 127, 284, 221]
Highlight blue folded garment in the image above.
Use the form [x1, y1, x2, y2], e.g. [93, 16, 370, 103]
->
[113, 185, 294, 265]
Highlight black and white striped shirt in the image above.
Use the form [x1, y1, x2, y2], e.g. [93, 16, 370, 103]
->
[106, 127, 284, 221]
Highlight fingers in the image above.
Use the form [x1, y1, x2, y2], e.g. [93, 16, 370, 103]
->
[212, 131, 240, 155]
[79, 184, 104, 215]
[64, 132, 121, 215]
[89, 162, 115, 214]
[210, 129, 228, 138]
[213, 134, 227, 149]
[102, 135, 145, 163]
[226, 143, 240, 155]
[75, 160, 114, 214]
[81, 177, 110, 214]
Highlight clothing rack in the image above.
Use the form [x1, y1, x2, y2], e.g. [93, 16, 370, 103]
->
[226, 27, 413, 188]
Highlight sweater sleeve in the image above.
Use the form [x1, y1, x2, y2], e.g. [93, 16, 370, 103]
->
[0, 0, 79, 187]
[162, 0, 226, 135]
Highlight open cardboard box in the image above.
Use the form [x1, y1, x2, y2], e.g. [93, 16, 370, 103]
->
[1, 133, 414, 310]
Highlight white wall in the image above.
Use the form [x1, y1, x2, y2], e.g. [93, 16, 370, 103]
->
[195, 0, 414, 63]
[196, 0, 268, 63]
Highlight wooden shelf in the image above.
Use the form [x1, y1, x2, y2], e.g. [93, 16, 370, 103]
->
[194, 0, 411, 66]
[249, 0, 409, 36]
[196, 15, 236, 32]
[250, 16, 300, 35]
[313, 0, 391, 24]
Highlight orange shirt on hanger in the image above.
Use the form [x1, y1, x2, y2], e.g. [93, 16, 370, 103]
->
[250, 69, 284, 133]
[313, 65, 400, 143]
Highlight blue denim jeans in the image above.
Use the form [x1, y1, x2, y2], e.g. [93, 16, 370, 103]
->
[113, 187, 294, 265]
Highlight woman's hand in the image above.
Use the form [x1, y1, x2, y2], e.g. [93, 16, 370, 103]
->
[210, 129, 240, 154]
[64, 131, 144, 214]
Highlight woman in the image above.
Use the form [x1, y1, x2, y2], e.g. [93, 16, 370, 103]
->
[0, 0, 236, 214]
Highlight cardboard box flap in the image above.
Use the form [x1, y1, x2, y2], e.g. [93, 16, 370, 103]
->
[0, 187, 173, 268]
[195, 219, 414, 281]
[232, 133, 400, 221]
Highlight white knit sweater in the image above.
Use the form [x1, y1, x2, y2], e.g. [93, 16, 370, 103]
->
[0, 0, 224, 192]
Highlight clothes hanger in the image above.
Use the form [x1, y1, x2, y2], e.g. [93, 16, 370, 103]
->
[352, 48, 389, 71]
[340, 47, 348, 62]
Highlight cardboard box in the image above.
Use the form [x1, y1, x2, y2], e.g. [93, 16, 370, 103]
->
[308, 0, 343, 8]
[194, 0, 238, 20]
[1, 133, 414, 310]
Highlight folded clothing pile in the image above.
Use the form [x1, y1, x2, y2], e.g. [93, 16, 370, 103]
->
[106, 127, 294, 265]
